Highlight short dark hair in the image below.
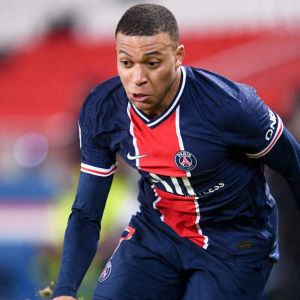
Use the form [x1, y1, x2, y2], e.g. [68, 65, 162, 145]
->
[115, 4, 179, 44]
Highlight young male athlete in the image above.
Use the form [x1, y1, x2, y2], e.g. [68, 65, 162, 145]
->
[53, 4, 300, 300]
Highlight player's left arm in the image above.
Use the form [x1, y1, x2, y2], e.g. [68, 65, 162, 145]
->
[222, 85, 300, 206]
[258, 127, 300, 208]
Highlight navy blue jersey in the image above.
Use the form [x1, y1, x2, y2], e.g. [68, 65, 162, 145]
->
[79, 66, 283, 260]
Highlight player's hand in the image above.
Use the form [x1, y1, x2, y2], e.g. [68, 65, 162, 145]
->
[52, 297, 76, 300]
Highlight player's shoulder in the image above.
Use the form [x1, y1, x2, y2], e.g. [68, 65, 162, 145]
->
[79, 76, 127, 131]
[82, 76, 125, 112]
[186, 66, 262, 117]
[183, 67, 256, 124]
[185, 66, 255, 105]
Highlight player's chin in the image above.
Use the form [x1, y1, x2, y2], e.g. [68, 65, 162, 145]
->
[130, 100, 152, 110]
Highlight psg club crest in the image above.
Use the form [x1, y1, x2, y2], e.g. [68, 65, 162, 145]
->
[99, 260, 112, 282]
[175, 151, 197, 171]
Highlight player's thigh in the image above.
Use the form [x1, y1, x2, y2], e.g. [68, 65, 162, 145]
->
[93, 237, 184, 300]
[229, 257, 274, 300]
[182, 257, 273, 300]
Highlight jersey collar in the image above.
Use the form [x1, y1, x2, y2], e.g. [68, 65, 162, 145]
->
[130, 66, 186, 128]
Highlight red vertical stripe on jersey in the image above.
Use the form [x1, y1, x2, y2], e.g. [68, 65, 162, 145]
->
[129, 107, 186, 177]
[153, 187, 207, 248]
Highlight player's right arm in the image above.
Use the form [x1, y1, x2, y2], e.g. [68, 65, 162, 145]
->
[52, 90, 117, 299]
[52, 172, 114, 299]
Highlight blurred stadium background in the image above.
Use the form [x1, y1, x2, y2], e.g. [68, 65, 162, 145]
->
[0, 0, 300, 299]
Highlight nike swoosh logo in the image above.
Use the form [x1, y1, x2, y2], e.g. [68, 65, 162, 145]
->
[127, 153, 148, 160]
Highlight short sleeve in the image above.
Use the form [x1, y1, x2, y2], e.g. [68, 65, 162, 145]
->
[79, 92, 117, 176]
[223, 85, 284, 158]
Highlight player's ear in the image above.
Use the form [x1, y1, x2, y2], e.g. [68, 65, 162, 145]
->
[175, 44, 185, 68]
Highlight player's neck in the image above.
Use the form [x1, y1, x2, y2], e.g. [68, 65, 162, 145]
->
[144, 68, 182, 119]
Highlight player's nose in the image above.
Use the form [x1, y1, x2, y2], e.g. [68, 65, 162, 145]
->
[132, 65, 147, 86]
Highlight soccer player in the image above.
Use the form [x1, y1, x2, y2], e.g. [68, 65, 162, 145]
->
[52, 4, 300, 300]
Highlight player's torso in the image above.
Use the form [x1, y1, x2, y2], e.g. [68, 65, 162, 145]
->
[94, 66, 277, 256]
[123, 91, 228, 197]
[102, 66, 272, 253]
[104, 67, 265, 246]
[111, 67, 256, 202]
[81, 68, 274, 258]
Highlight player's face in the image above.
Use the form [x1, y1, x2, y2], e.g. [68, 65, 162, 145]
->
[116, 32, 184, 118]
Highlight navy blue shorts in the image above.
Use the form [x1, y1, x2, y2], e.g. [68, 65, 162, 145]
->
[93, 214, 273, 300]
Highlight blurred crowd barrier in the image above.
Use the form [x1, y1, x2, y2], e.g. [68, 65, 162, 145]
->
[0, 0, 300, 299]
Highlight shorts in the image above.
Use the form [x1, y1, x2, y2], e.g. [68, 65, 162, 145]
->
[93, 213, 273, 300]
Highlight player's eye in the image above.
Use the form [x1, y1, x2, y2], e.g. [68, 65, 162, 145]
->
[120, 60, 132, 67]
[147, 61, 159, 68]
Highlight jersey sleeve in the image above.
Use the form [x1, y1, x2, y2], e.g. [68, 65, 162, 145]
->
[53, 90, 117, 298]
[223, 85, 284, 158]
[52, 173, 114, 298]
[259, 127, 300, 208]
[79, 91, 117, 176]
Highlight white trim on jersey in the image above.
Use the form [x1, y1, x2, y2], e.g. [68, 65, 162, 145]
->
[175, 105, 192, 178]
[127, 103, 142, 168]
[175, 105, 184, 150]
[80, 162, 117, 177]
[246, 114, 284, 158]
[171, 177, 184, 195]
[193, 198, 209, 249]
[152, 185, 164, 222]
[78, 121, 82, 149]
[182, 177, 196, 196]
[150, 173, 174, 193]
[131, 104, 150, 122]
